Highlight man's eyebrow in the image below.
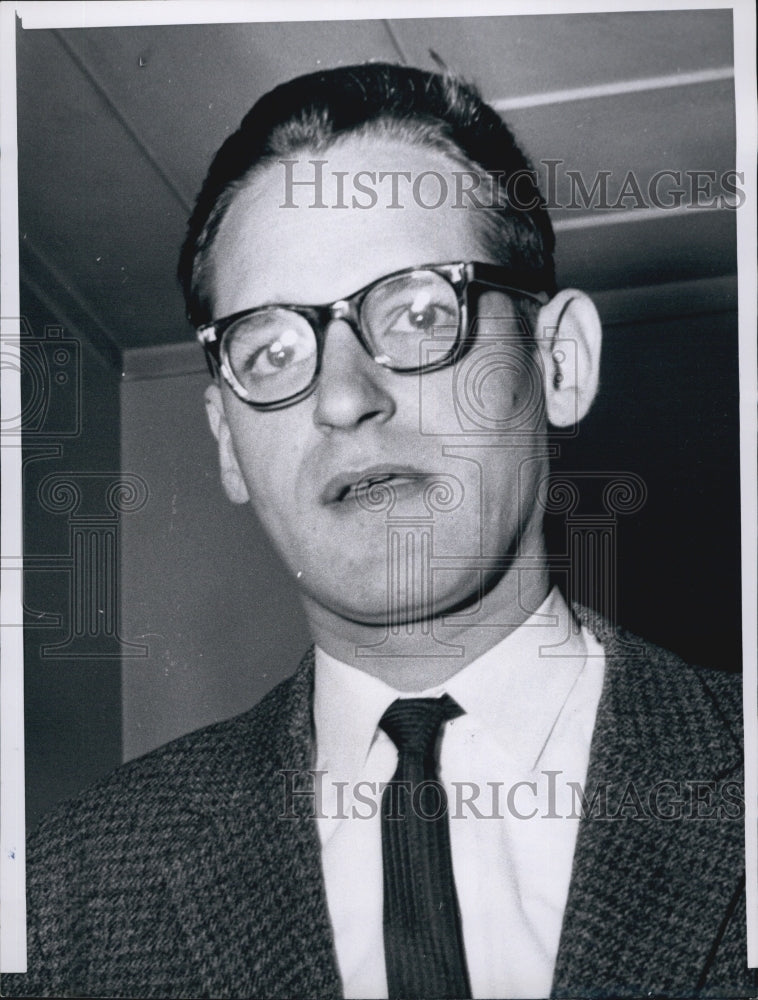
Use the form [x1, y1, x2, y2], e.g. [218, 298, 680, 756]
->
[249, 288, 353, 310]
[254, 294, 315, 309]
[235, 292, 309, 310]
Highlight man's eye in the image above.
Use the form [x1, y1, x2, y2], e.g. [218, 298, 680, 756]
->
[252, 336, 297, 374]
[237, 325, 314, 379]
[383, 297, 456, 337]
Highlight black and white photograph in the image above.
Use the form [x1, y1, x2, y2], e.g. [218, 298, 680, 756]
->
[1, 1, 756, 996]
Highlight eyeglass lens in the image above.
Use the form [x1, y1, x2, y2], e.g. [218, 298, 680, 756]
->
[223, 269, 461, 404]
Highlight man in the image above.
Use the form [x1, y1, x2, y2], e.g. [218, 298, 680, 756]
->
[7, 63, 753, 999]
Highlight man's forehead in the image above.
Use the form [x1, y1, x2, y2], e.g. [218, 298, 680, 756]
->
[209, 136, 493, 313]
[271, 136, 474, 206]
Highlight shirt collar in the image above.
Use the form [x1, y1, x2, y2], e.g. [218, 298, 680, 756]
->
[314, 587, 588, 780]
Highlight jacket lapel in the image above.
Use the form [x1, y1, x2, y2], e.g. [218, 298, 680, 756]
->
[552, 609, 744, 997]
[166, 649, 343, 998]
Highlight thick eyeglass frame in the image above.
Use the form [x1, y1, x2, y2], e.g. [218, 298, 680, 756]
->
[195, 260, 551, 410]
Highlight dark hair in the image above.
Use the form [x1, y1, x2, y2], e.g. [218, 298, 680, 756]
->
[178, 62, 555, 328]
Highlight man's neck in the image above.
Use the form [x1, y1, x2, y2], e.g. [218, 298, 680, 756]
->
[302, 567, 551, 691]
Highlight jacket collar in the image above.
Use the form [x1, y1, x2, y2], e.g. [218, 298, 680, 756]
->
[552, 606, 744, 996]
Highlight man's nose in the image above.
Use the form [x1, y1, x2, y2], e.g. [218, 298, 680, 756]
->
[313, 319, 396, 430]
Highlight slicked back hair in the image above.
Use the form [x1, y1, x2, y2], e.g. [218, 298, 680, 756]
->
[178, 62, 556, 330]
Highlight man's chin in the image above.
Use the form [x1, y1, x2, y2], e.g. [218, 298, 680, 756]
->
[298, 583, 484, 632]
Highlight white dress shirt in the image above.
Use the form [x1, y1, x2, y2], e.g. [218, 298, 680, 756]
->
[313, 588, 605, 999]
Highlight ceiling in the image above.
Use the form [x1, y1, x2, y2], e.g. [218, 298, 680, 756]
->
[14, 10, 737, 377]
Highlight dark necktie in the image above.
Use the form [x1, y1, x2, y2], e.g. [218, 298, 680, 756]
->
[379, 695, 472, 1000]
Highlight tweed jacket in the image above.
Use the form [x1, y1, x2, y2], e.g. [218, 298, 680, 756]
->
[5, 607, 755, 999]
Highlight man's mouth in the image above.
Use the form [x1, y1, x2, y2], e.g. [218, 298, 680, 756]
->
[321, 466, 428, 506]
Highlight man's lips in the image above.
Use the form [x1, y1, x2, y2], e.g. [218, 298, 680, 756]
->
[320, 465, 429, 505]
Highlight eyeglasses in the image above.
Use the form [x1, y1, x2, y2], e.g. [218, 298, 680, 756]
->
[196, 261, 550, 410]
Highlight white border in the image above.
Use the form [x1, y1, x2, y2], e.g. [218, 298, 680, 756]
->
[733, 0, 758, 969]
[2, 0, 756, 974]
[0, 0, 26, 975]
[11, 0, 758, 29]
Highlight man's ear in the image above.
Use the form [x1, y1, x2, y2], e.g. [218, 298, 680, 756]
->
[534, 289, 602, 428]
[204, 383, 250, 504]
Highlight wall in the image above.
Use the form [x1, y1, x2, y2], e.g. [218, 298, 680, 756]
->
[553, 302, 741, 671]
[21, 287, 123, 831]
[119, 366, 311, 762]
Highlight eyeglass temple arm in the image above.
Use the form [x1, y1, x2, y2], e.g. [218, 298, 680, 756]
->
[467, 262, 550, 305]
[194, 325, 221, 378]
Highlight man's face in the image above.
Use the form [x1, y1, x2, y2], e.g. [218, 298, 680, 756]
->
[207, 136, 551, 628]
